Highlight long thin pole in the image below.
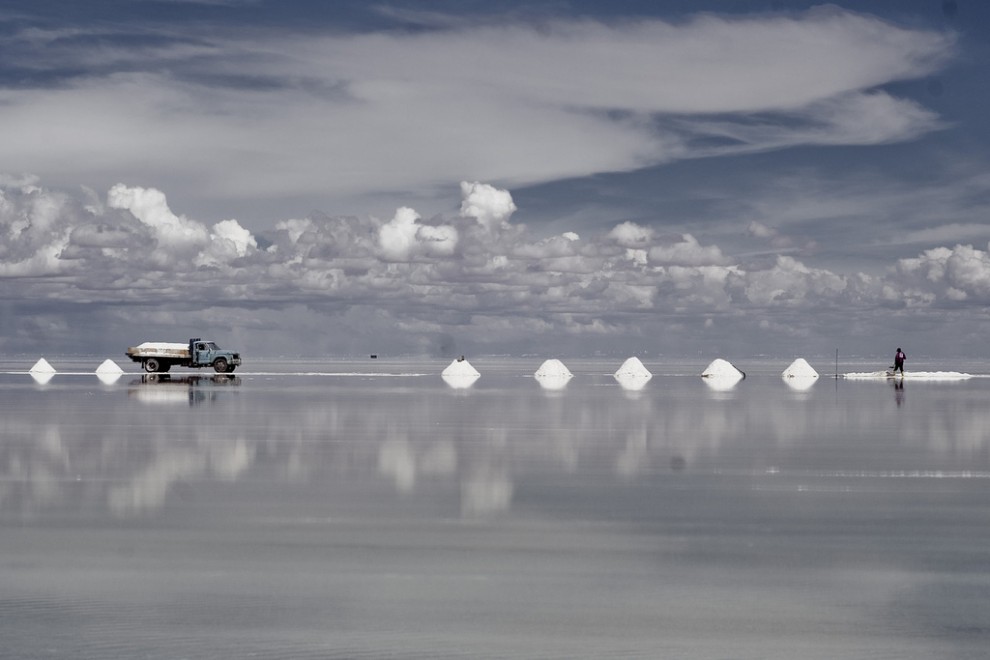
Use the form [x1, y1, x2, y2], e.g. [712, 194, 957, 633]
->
[835, 348, 838, 379]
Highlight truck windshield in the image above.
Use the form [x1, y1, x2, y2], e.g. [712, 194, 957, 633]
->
[206, 342, 219, 350]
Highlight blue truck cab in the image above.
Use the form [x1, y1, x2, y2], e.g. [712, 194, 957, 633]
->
[188, 338, 241, 373]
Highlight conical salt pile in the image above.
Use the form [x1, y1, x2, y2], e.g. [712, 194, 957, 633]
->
[95, 359, 125, 384]
[29, 358, 56, 384]
[535, 359, 572, 378]
[702, 358, 744, 379]
[782, 358, 818, 379]
[614, 357, 651, 379]
[441, 357, 480, 389]
[441, 358, 480, 378]
[95, 359, 124, 375]
[29, 358, 56, 374]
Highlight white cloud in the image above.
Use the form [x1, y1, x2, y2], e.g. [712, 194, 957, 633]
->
[5, 176, 990, 356]
[0, 9, 954, 218]
[196, 218, 258, 267]
[379, 206, 458, 260]
[459, 181, 517, 231]
[742, 255, 847, 306]
[648, 234, 727, 267]
[107, 184, 209, 253]
[608, 222, 653, 248]
[212, 219, 257, 257]
[896, 244, 990, 301]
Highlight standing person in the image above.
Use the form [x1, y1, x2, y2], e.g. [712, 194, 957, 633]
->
[893, 347, 906, 375]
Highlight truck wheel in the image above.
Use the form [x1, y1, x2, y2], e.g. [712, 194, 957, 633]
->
[144, 358, 160, 373]
[213, 358, 229, 373]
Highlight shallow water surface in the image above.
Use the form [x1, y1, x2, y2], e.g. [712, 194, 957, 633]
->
[1, 358, 989, 658]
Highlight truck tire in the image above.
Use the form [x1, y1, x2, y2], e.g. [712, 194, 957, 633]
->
[144, 358, 160, 373]
[213, 358, 229, 373]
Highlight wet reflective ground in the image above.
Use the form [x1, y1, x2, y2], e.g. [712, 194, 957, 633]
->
[2, 358, 989, 658]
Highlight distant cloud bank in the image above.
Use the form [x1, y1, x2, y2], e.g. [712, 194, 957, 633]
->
[2, 176, 989, 356]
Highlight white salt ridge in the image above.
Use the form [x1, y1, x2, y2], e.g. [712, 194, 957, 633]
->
[135, 342, 188, 350]
[614, 357, 652, 379]
[845, 371, 972, 381]
[782, 358, 818, 379]
[441, 359, 480, 377]
[701, 358, 744, 379]
[534, 359, 572, 378]
[96, 359, 124, 375]
[30, 358, 56, 374]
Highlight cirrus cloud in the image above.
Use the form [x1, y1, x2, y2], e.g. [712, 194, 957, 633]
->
[0, 8, 955, 225]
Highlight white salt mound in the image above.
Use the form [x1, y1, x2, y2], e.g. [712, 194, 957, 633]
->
[614, 357, 652, 379]
[30, 358, 56, 374]
[96, 359, 124, 375]
[535, 359, 572, 378]
[136, 342, 188, 351]
[845, 370, 972, 381]
[702, 358, 744, 379]
[782, 358, 818, 379]
[442, 359, 480, 378]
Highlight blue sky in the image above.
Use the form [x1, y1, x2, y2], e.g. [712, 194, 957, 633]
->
[2, 0, 989, 361]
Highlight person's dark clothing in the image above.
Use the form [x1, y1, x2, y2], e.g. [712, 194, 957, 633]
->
[893, 349, 906, 374]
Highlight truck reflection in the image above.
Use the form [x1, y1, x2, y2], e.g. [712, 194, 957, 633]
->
[128, 374, 241, 406]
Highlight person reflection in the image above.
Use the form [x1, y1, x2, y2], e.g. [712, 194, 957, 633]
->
[893, 378, 904, 407]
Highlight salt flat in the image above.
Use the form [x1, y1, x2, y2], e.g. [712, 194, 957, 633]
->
[1, 357, 989, 658]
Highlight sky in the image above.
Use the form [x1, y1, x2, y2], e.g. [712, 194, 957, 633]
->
[2, 0, 990, 362]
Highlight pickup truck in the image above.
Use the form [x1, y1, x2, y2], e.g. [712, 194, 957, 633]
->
[125, 338, 242, 373]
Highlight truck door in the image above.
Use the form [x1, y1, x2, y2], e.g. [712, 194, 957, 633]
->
[195, 342, 210, 366]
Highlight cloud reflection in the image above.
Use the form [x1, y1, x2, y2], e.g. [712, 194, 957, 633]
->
[2, 373, 989, 521]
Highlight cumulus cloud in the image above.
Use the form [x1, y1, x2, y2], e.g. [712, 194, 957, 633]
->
[379, 206, 458, 261]
[0, 183, 72, 276]
[649, 234, 727, 267]
[107, 184, 209, 255]
[609, 222, 653, 248]
[896, 244, 990, 302]
[459, 181, 517, 231]
[4, 175, 990, 356]
[196, 218, 258, 267]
